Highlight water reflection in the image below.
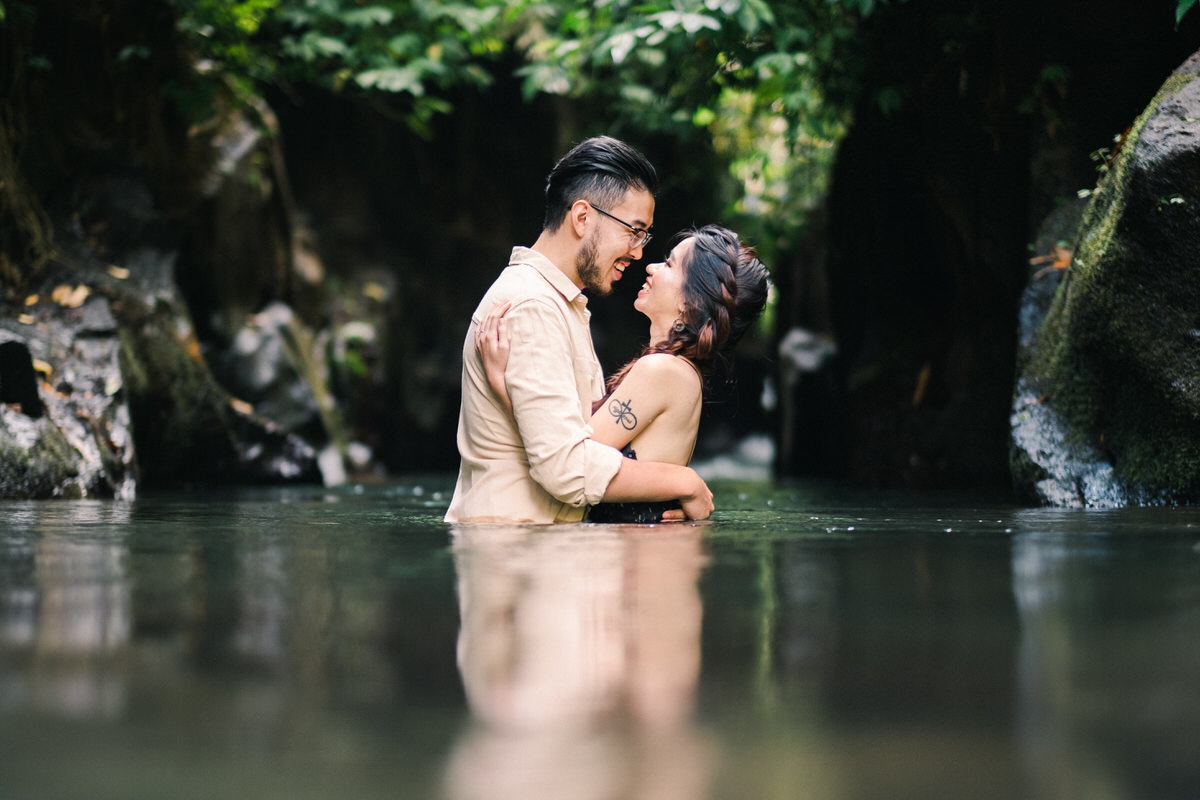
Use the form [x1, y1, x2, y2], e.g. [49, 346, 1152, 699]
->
[2, 489, 1200, 799]
[1, 502, 132, 718]
[1010, 512, 1200, 799]
[446, 524, 715, 800]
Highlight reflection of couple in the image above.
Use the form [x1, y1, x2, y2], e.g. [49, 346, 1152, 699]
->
[445, 524, 714, 800]
[444, 136, 768, 524]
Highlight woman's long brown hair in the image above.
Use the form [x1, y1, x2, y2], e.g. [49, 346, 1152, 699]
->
[604, 225, 769, 397]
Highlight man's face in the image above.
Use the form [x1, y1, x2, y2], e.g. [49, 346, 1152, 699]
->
[577, 189, 654, 296]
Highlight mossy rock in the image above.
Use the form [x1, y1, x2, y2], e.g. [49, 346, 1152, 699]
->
[114, 289, 322, 488]
[0, 412, 81, 498]
[1014, 51, 1200, 505]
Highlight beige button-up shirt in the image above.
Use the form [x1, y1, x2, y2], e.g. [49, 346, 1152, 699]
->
[444, 247, 625, 523]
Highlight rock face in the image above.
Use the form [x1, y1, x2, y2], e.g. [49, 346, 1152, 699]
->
[113, 253, 323, 490]
[0, 234, 323, 499]
[0, 4, 348, 498]
[1011, 51, 1200, 506]
[0, 101, 328, 498]
[0, 290, 135, 499]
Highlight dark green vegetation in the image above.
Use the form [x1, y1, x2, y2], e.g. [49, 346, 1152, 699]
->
[2, 0, 1199, 491]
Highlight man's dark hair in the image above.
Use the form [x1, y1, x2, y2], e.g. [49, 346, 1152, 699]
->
[543, 136, 659, 231]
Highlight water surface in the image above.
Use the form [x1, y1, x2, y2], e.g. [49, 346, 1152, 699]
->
[2, 480, 1198, 799]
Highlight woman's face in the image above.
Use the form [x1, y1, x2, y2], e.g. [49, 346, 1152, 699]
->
[634, 236, 691, 324]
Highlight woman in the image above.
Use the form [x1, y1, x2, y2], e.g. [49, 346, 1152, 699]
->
[478, 224, 770, 522]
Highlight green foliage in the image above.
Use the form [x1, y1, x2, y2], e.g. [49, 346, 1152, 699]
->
[1, 0, 903, 264]
[170, 0, 507, 136]
[1178, 0, 1198, 27]
[163, 0, 902, 252]
[510, 0, 899, 257]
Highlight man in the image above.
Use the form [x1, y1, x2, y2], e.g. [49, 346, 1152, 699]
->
[444, 136, 713, 523]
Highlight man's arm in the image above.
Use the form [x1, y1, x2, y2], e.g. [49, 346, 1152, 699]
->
[602, 458, 714, 520]
[504, 298, 624, 508]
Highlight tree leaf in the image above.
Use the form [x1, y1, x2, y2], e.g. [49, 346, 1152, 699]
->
[1177, 0, 1198, 27]
[355, 66, 424, 95]
[342, 6, 394, 27]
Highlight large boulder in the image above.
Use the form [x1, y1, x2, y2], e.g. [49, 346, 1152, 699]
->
[1011, 51, 1200, 506]
[112, 252, 324, 490]
[0, 109, 331, 499]
[0, 288, 135, 499]
[0, 230, 323, 499]
[0, 3, 340, 497]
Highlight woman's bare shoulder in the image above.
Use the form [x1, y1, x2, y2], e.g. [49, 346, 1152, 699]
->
[627, 353, 702, 385]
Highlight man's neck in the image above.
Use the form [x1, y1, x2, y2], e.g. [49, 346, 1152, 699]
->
[531, 231, 583, 290]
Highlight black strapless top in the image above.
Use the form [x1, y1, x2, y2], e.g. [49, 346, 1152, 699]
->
[586, 445, 683, 524]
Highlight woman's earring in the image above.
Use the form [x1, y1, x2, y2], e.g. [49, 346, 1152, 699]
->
[672, 317, 686, 333]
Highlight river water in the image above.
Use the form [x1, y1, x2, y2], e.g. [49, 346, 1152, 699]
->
[1, 478, 1198, 800]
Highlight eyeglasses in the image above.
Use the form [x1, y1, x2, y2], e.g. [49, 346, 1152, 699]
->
[588, 203, 653, 249]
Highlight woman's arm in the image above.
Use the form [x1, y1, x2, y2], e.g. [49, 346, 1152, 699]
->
[602, 457, 713, 520]
[476, 299, 513, 415]
[589, 354, 700, 453]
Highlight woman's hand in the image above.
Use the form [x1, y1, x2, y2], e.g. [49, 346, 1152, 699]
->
[475, 299, 513, 414]
[676, 470, 714, 521]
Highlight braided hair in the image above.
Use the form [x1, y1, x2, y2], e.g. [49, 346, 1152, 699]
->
[605, 225, 769, 395]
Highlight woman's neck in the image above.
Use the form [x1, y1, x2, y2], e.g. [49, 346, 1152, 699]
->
[647, 319, 671, 346]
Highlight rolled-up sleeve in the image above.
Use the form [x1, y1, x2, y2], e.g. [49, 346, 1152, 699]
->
[503, 298, 624, 507]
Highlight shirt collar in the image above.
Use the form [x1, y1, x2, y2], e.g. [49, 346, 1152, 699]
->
[510, 246, 587, 306]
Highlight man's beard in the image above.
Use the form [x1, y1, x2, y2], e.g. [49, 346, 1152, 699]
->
[575, 231, 611, 296]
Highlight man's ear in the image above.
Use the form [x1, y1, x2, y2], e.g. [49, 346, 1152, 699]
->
[568, 200, 591, 238]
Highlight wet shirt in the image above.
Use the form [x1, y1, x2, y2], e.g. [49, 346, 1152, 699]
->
[444, 247, 625, 523]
